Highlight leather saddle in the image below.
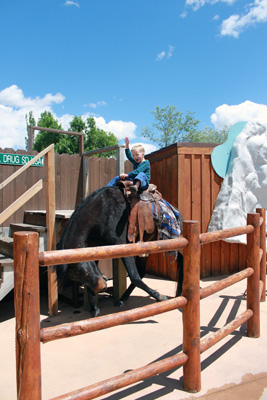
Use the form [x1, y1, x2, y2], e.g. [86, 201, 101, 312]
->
[116, 180, 162, 244]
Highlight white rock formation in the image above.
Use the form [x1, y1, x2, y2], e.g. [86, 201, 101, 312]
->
[208, 121, 267, 244]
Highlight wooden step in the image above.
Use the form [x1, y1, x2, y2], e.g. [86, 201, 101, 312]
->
[0, 237, 13, 258]
[10, 223, 47, 236]
[23, 211, 47, 227]
[10, 223, 47, 252]
[0, 255, 14, 300]
[23, 210, 73, 245]
[23, 210, 73, 226]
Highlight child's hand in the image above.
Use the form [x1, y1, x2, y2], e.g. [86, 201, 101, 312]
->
[125, 137, 129, 149]
[119, 173, 128, 180]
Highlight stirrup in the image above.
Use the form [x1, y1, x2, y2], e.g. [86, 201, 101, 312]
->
[129, 185, 138, 197]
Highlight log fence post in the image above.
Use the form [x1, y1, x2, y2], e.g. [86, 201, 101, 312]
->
[256, 208, 266, 302]
[247, 213, 260, 337]
[45, 147, 58, 316]
[182, 220, 201, 392]
[14, 232, 42, 400]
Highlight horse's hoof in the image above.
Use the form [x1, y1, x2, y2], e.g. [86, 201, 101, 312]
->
[157, 294, 168, 302]
[90, 307, 100, 317]
[115, 300, 125, 307]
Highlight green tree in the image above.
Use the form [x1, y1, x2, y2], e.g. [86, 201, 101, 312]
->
[84, 117, 118, 157]
[186, 125, 229, 144]
[29, 111, 118, 156]
[33, 111, 62, 152]
[55, 116, 86, 154]
[141, 105, 200, 147]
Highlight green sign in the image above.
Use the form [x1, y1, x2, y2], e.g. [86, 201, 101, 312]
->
[0, 153, 43, 167]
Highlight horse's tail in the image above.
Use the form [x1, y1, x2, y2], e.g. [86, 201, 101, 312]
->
[56, 236, 69, 292]
[56, 263, 68, 293]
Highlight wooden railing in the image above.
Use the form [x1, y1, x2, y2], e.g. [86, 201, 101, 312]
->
[28, 126, 84, 156]
[13, 210, 266, 399]
[0, 144, 58, 316]
[82, 144, 125, 198]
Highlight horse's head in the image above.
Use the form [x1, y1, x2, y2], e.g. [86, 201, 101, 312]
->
[57, 260, 107, 293]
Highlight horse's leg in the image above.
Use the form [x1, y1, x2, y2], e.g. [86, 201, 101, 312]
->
[84, 287, 100, 317]
[176, 252, 184, 297]
[115, 283, 136, 307]
[120, 256, 168, 302]
[116, 256, 147, 307]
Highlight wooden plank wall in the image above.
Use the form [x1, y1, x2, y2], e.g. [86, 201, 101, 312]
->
[0, 148, 131, 229]
[0, 148, 82, 228]
[1, 145, 247, 279]
[146, 143, 247, 279]
[0, 149, 131, 279]
[146, 146, 179, 281]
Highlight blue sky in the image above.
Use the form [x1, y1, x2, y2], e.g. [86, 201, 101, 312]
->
[0, 0, 267, 152]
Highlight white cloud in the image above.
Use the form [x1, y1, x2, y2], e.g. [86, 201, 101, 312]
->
[0, 85, 138, 150]
[167, 45, 175, 58]
[186, 0, 236, 11]
[65, 1, 80, 8]
[93, 116, 137, 140]
[0, 85, 65, 149]
[0, 85, 64, 109]
[211, 100, 267, 129]
[59, 113, 139, 142]
[180, 11, 188, 18]
[185, 0, 267, 37]
[156, 51, 166, 61]
[156, 46, 175, 61]
[85, 101, 107, 109]
[220, 0, 267, 37]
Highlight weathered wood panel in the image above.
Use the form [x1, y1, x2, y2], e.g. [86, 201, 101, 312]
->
[146, 143, 246, 279]
[1, 144, 249, 279]
[0, 149, 82, 228]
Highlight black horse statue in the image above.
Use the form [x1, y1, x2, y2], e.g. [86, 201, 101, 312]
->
[57, 185, 183, 316]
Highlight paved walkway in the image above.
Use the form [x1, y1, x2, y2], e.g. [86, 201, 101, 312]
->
[1, 275, 267, 399]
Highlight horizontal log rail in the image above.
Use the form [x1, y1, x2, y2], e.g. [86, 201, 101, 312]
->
[199, 225, 254, 244]
[200, 268, 254, 300]
[200, 309, 253, 353]
[39, 237, 189, 267]
[51, 353, 189, 400]
[41, 295, 187, 343]
[14, 210, 265, 399]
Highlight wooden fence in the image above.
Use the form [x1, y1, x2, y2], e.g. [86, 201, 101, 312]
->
[1, 143, 264, 280]
[0, 148, 132, 229]
[0, 148, 82, 227]
[146, 143, 249, 279]
[13, 210, 265, 399]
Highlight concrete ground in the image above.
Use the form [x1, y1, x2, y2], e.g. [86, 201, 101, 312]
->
[1, 274, 267, 400]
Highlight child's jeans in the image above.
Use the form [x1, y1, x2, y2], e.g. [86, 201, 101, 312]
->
[106, 172, 149, 191]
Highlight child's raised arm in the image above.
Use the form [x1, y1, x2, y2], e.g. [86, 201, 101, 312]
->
[125, 137, 129, 149]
